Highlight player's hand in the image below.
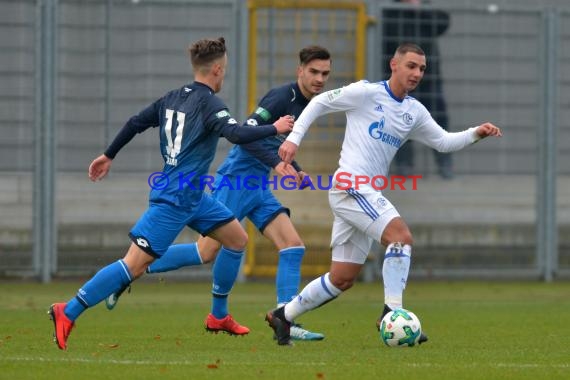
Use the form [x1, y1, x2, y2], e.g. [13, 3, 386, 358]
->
[274, 162, 300, 183]
[298, 171, 312, 190]
[476, 122, 503, 138]
[279, 140, 299, 164]
[88, 154, 113, 181]
[273, 115, 294, 134]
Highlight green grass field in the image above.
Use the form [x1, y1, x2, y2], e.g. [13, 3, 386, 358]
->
[1, 280, 569, 380]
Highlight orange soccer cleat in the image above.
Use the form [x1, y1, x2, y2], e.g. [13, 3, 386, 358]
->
[48, 303, 75, 350]
[205, 313, 250, 336]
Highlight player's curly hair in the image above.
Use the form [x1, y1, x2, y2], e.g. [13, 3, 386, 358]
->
[299, 45, 331, 65]
[189, 37, 227, 71]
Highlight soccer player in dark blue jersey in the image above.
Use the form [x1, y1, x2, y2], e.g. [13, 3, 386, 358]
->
[47, 37, 294, 350]
[106, 46, 331, 339]
[130, 46, 332, 340]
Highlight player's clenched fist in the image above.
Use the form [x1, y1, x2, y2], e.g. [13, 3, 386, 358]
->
[476, 122, 503, 138]
[273, 115, 294, 134]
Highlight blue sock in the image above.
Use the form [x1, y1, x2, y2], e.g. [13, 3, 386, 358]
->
[276, 246, 305, 305]
[211, 246, 243, 319]
[65, 259, 133, 321]
[147, 243, 202, 273]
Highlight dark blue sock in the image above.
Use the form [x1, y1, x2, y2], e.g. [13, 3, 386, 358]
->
[276, 246, 305, 305]
[65, 259, 133, 321]
[211, 246, 243, 319]
[147, 243, 202, 273]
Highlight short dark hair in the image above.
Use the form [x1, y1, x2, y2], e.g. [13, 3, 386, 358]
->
[299, 45, 331, 65]
[395, 42, 425, 57]
[189, 37, 227, 70]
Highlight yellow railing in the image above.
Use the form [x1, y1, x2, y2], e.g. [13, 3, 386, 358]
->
[244, 0, 368, 277]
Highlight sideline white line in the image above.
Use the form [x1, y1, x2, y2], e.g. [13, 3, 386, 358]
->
[406, 362, 569, 369]
[4, 357, 195, 366]
[2, 356, 327, 366]
[496, 363, 569, 369]
[2, 357, 568, 368]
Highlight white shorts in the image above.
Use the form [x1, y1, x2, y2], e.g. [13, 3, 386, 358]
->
[328, 186, 400, 264]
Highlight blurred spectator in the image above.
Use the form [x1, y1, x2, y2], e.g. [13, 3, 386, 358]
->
[383, 0, 453, 179]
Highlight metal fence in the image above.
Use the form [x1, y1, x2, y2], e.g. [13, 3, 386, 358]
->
[242, 0, 368, 277]
[0, 0, 568, 281]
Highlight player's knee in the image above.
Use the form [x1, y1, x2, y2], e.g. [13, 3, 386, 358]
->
[238, 231, 249, 249]
[382, 218, 413, 246]
[197, 237, 222, 264]
[399, 231, 413, 246]
[199, 248, 218, 264]
[129, 266, 147, 279]
[124, 244, 154, 278]
[290, 237, 304, 247]
[386, 234, 413, 247]
[123, 260, 149, 279]
[229, 230, 248, 251]
[279, 237, 303, 250]
[330, 275, 355, 291]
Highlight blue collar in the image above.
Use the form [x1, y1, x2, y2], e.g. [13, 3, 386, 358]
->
[383, 81, 404, 103]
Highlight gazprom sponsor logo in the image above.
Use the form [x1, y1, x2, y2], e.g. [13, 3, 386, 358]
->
[368, 118, 401, 148]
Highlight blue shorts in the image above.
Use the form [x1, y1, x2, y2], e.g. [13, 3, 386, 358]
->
[129, 193, 235, 257]
[212, 175, 289, 232]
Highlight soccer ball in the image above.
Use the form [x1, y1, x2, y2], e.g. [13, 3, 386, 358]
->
[379, 308, 422, 347]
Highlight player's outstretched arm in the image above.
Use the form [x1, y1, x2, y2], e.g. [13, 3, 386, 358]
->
[476, 122, 503, 138]
[88, 154, 113, 182]
[221, 115, 293, 144]
[279, 140, 299, 164]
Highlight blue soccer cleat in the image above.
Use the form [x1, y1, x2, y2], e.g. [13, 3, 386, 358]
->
[290, 323, 325, 341]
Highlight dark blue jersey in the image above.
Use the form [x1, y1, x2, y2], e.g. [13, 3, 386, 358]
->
[104, 81, 278, 209]
[217, 81, 309, 177]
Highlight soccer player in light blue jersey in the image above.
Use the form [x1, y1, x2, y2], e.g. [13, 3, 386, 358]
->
[268, 43, 503, 345]
[106, 46, 332, 341]
[48, 37, 294, 350]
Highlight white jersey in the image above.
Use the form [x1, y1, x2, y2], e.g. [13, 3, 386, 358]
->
[287, 80, 480, 186]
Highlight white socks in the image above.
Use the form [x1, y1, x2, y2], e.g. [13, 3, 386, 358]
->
[284, 272, 342, 322]
[382, 243, 412, 310]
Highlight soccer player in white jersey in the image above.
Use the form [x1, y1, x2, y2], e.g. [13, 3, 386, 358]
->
[266, 42, 502, 346]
